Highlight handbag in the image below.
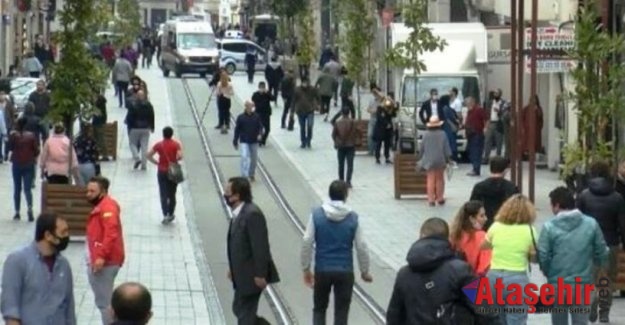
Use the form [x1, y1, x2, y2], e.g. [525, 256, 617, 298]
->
[529, 226, 549, 313]
[165, 152, 184, 184]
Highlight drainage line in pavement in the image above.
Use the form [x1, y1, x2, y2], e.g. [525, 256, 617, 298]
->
[182, 77, 295, 325]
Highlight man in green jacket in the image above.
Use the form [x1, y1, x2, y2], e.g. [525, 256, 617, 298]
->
[538, 187, 609, 324]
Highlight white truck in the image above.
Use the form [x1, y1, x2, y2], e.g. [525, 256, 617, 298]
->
[390, 22, 488, 158]
[160, 19, 220, 78]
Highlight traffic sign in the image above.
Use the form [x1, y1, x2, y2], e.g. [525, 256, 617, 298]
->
[525, 27, 575, 51]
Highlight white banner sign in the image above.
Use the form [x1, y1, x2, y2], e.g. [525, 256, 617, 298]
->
[525, 59, 576, 74]
[525, 27, 575, 50]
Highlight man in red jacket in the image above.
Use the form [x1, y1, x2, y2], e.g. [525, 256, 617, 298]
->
[85, 176, 125, 325]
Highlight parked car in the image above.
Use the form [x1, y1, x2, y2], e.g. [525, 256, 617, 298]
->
[217, 39, 267, 75]
[10, 77, 39, 112]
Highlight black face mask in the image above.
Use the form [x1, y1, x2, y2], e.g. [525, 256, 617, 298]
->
[223, 194, 236, 208]
[53, 234, 70, 251]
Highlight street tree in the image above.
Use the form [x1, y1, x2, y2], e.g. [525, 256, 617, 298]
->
[562, 1, 625, 188]
[295, 6, 317, 80]
[49, 0, 108, 136]
[270, 0, 307, 55]
[113, 0, 142, 48]
[337, 0, 375, 119]
[384, 0, 446, 122]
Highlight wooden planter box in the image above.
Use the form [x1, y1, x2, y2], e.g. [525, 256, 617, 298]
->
[354, 119, 369, 152]
[615, 251, 625, 291]
[41, 183, 91, 237]
[394, 152, 427, 199]
[84, 121, 119, 160]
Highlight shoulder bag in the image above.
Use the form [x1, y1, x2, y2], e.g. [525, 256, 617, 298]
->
[164, 145, 184, 184]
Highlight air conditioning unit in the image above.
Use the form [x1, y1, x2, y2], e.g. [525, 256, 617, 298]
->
[472, 0, 496, 12]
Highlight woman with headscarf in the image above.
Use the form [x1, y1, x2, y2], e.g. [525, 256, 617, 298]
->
[418, 116, 452, 206]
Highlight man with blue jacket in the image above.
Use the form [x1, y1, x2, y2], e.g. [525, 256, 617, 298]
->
[301, 180, 372, 325]
[538, 187, 609, 325]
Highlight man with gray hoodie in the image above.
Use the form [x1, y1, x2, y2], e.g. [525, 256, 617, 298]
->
[301, 180, 372, 325]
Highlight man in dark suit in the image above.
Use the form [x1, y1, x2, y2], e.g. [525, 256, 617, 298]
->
[418, 88, 445, 125]
[225, 177, 280, 325]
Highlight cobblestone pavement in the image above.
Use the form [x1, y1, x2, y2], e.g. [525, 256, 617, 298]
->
[0, 67, 225, 324]
[227, 72, 625, 324]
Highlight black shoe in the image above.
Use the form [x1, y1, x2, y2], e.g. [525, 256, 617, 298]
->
[385, 159, 393, 164]
[437, 200, 446, 206]
[376, 158, 381, 164]
[27, 210, 34, 222]
[13, 214, 20, 221]
[300, 144, 305, 149]
[214, 125, 222, 129]
[133, 161, 141, 170]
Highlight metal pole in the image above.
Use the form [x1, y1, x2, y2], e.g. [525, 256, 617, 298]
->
[528, 0, 538, 202]
[510, 0, 518, 185]
[516, 0, 525, 193]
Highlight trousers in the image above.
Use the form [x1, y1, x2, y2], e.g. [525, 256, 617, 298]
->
[240, 143, 259, 178]
[88, 265, 120, 325]
[129, 128, 150, 166]
[337, 147, 355, 184]
[426, 168, 445, 203]
[313, 272, 355, 325]
[157, 171, 178, 216]
[232, 291, 263, 325]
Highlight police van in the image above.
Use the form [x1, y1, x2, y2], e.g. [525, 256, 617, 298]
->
[160, 18, 220, 78]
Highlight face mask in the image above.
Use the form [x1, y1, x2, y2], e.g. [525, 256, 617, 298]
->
[223, 194, 236, 208]
[53, 234, 70, 251]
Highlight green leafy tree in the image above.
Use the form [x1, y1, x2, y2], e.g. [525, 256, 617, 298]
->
[562, 2, 625, 178]
[338, 0, 375, 119]
[49, 0, 108, 136]
[295, 7, 317, 77]
[385, 0, 446, 117]
[113, 0, 142, 48]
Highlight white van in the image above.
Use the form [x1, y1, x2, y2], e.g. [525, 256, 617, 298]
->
[160, 19, 220, 78]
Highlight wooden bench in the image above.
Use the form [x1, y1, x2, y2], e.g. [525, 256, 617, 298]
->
[41, 183, 91, 237]
[394, 152, 427, 199]
[84, 121, 118, 160]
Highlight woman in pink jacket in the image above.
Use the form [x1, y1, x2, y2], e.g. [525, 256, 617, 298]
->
[39, 123, 80, 184]
[449, 200, 492, 276]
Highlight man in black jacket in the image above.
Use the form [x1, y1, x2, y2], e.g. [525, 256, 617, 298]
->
[233, 100, 264, 182]
[418, 88, 445, 125]
[251, 82, 274, 146]
[126, 90, 155, 170]
[225, 177, 279, 325]
[264, 56, 283, 102]
[280, 70, 295, 129]
[469, 156, 518, 230]
[577, 161, 625, 323]
[387, 217, 477, 325]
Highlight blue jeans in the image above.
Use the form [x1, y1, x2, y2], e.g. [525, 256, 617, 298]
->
[298, 113, 314, 147]
[77, 162, 96, 187]
[468, 133, 484, 175]
[488, 270, 529, 325]
[12, 163, 35, 213]
[240, 143, 258, 177]
[443, 126, 458, 161]
[550, 283, 591, 325]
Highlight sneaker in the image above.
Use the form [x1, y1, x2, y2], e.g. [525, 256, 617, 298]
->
[13, 214, 20, 221]
[133, 161, 141, 169]
[27, 210, 34, 222]
[376, 159, 381, 164]
[161, 216, 171, 225]
[385, 159, 393, 164]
